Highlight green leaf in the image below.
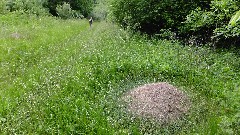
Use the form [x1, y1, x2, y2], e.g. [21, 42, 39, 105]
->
[229, 10, 240, 26]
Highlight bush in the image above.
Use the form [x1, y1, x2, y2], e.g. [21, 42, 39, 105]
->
[3, 0, 48, 16]
[111, 0, 239, 47]
[213, 21, 240, 46]
[0, 0, 8, 14]
[181, 0, 240, 46]
[111, 0, 210, 34]
[213, 10, 240, 46]
[46, 0, 94, 17]
[229, 10, 240, 26]
[2, 0, 92, 18]
[69, 0, 94, 17]
[90, 1, 109, 20]
[56, 2, 83, 19]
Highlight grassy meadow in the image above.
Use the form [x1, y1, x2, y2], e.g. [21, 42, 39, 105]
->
[0, 13, 239, 134]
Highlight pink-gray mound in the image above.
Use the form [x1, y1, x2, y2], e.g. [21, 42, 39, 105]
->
[123, 82, 191, 122]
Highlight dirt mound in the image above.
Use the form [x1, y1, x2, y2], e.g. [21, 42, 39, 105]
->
[123, 82, 191, 122]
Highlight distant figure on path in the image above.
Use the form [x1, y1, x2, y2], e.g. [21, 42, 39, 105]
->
[89, 17, 93, 28]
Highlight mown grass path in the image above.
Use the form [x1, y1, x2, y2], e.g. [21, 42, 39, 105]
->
[0, 14, 98, 133]
[0, 14, 239, 134]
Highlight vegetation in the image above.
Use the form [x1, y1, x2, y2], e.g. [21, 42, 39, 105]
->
[111, 0, 240, 46]
[3, 0, 48, 15]
[56, 2, 84, 19]
[111, 0, 209, 34]
[46, 0, 94, 17]
[182, 0, 240, 46]
[0, 0, 94, 18]
[0, 0, 239, 134]
[0, 12, 240, 134]
[90, 0, 111, 20]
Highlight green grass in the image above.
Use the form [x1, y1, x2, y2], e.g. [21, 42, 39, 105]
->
[0, 13, 239, 134]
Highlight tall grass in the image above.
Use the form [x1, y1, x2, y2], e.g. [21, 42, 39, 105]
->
[0, 13, 239, 134]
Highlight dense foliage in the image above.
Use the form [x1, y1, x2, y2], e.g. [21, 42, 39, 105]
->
[2, 0, 48, 15]
[0, 0, 94, 18]
[46, 0, 94, 17]
[90, 0, 111, 20]
[56, 2, 84, 19]
[111, 0, 240, 46]
[111, 0, 210, 34]
[182, 0, 240, 46]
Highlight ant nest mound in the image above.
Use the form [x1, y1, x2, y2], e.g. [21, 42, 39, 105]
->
[123, 82, 191, 122]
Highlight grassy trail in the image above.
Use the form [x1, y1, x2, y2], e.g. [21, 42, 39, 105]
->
[0, 14, 240, 134]
[0, 15, 97, 133]
[0, 17, 85, 107]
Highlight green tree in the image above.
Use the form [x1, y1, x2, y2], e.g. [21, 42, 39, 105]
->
[182, 0, 240, 46]
[90, 0, 113, 20]
[2, 0, 48, 15]
[46, 0, 94, 17]
[111, 0, 210, 34]
[56, 2, 84, 19]
[69, 0, 94, 17]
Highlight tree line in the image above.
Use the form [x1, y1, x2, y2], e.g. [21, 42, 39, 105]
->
[0, 0, 94, 18]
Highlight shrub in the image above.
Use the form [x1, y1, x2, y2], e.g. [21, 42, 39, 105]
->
[4, 0, 48, 16]
[56, 2, 83, 19]
[90, 1, 108, 20]
[46, 0, 94, 17]
[213, 21, 240, 46]
[111, 0, 210, 34]
[2, 0, 92, 18]
[0, 0, 8, 14]
[213, 10, 240, 46]
[69, 0, 94, 17]
[229, 10, 240, 26]
[181, 0, 240, 46]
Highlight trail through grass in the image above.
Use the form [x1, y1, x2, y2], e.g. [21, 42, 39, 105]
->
[0, 14, 239, 134]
